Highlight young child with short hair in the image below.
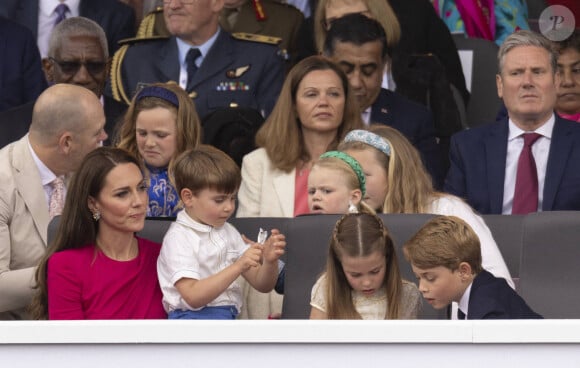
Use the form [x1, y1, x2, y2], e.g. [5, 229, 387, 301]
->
[157, 145, 286, 319]
[403, 215, 542, 320]
[310, 213, 421, 319]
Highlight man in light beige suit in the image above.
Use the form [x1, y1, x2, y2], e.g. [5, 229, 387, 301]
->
[0, 84, 107, 319]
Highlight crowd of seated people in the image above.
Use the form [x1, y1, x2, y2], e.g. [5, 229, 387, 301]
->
[0, 0, 578, 321]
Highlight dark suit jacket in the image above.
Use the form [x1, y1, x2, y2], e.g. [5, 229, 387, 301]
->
[467, 270, 542, 319]
[445, 115, 580, 214]
[371, 88, 444, 188]
[0, 95, 126, 148]
[0, 17, 47, 112]
[388, 0, 469, 105]
[0, 0, 135, 54]
[108, 30, 285, 119]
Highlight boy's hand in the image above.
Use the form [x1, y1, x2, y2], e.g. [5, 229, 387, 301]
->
[236, 244, 263, 272]
[263, 229, 286, 263]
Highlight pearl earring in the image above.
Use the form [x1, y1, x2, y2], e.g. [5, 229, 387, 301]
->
[348, 202, 358, 214]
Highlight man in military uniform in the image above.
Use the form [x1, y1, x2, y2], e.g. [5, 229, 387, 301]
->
[220, 0, 303, 67]
[108, 0, 285, 119]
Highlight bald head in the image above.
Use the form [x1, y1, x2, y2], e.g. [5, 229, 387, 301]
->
[29, 84, 107, 176]
[30, 84, 101, 140]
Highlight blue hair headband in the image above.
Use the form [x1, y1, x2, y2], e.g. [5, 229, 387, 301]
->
[344, 129, 391, 157]
[320, 151, 366, 196]
[136, 86, 179, 107]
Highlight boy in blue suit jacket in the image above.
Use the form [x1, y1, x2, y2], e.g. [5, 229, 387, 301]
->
[404, 215, 542, 320]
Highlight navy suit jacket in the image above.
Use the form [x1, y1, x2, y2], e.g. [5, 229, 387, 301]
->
[371, 88, 444, 188]
[108, 30, 285, 119]
[466, 270, 542, 319]
[0, 17, 47, 112]
[0, 95, 126, 148]
[445, 115, 580, 214]
[0, 0, 135, 54]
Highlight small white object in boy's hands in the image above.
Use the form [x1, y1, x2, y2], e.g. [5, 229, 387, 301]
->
[257, 228, 268, 244]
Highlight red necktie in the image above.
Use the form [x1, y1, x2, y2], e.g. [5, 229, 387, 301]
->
[512, 133, 542, 214]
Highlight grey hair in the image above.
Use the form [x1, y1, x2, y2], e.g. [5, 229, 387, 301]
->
[497, 30, 557, 75]
[48, 17, 109, 58]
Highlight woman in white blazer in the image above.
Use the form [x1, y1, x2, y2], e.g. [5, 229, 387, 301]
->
[236, 56, 363, 318]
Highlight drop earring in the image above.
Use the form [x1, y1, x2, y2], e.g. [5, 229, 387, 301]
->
[92, 210, 101, 221]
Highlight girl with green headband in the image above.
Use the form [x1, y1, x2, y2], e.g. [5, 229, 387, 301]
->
[308, 151, 375, 215]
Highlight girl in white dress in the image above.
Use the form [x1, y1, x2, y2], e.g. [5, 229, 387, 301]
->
[310, 213, 421, 319]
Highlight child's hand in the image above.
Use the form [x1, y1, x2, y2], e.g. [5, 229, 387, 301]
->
[236, 244, 263, 272]
[263, 229, 286, 263]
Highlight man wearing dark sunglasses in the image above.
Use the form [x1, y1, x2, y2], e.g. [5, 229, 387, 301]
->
[0, 17, 126, 148]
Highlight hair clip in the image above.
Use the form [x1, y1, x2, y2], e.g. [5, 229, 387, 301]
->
[344, 129, 391, 157]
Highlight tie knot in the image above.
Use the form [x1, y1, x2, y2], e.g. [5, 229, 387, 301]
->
[522, 132, 541, 147]
[186, 48, 201, 64]
[51, 176, 65, 189]
[55, 3, 69, 17]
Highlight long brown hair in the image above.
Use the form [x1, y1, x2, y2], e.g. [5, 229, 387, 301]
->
[29, 147, 143, 319]
[325, 213, 403, 319]
[255, 55, 362, 172]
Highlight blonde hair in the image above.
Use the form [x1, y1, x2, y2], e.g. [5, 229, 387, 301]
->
[314, 0, 401, 54]
[116, 82, 201, 171]
[312, 155, 375, 214]
[325, 213, 403, 319]
[338, 125, 441, 213]
[255, 56, 363, 172]
[403, 215, 483, 274]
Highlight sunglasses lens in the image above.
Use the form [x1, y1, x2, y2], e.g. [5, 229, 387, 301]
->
[59, 62, 81, 74]
[86, 62, 106, 75]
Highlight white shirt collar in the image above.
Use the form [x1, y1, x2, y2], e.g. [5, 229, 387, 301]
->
[176, 209, 215, 233]
[27, 135, 58, 187]
[176, 28, 221, 69]
[361, 106, 371, 126]
[507, 113, 555, 141]
[458, 281, 473, 318]
[39, 0, 80, 17]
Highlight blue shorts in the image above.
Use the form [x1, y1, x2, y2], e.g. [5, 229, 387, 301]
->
[168, 305, 239, 320]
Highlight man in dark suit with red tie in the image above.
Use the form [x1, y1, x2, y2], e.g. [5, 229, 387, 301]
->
[445, 30, 580, 214]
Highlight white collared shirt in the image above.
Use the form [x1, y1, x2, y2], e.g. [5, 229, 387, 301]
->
[502, 114, 554, 214]
[457, 281, 472, 319]
[176, 29, 221, 90]
[38, 0, 80, 58]
[157, 210, 249, 313]
[361, 106, 371, 126]
[27, 136, 65, 206]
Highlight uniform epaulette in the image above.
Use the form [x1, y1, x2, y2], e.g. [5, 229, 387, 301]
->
[110, 44, 131, 105]
[232, 32, 281, 45]
[117, 35, 170, 46]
